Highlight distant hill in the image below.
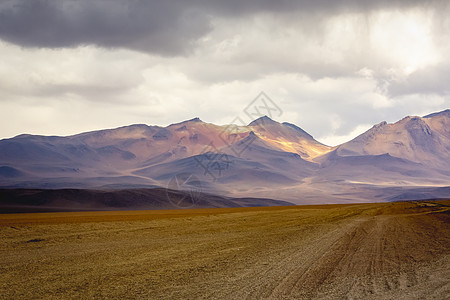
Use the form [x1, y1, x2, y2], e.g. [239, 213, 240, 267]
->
[0, 188, 294, 213]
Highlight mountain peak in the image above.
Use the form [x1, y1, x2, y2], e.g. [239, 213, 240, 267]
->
[374, 121, 388, 128]
[169, 117, 203, 127]
[248, 115, 278, 126]
[184, 117, 202, 123]
[423, 109, 450, 119]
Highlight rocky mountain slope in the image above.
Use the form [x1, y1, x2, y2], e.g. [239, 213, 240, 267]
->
[0, 110, 449, 204]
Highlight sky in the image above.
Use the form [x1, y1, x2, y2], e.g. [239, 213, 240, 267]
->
[0, 0, 449, 146]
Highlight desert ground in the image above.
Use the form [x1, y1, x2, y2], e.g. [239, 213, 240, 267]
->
[1, 200, 449, 299]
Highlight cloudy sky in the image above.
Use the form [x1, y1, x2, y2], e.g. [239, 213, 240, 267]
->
[0, 0, 449, 145]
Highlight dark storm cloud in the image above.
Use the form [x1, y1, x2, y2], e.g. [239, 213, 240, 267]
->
[0, 0, 430, 55]
[0, 0, 211, 55]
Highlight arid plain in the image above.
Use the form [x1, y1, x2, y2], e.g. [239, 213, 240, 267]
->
[1, 200, 449, 299]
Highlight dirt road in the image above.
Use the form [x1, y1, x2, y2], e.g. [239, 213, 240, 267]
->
[1, 200, 449, 299]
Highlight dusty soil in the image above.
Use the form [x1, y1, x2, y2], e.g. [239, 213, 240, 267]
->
[1, 200, 449, 299]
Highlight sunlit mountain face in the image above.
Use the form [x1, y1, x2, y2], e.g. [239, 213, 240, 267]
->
[0, 110, 449, 204]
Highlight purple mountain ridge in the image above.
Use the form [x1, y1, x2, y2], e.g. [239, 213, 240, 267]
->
[0, 110, 449, 205]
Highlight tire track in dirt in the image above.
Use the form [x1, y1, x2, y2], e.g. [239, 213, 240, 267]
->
[204, 216, 373, 299]
[293, 209, 448, 299]
[214, 203, 450, 299]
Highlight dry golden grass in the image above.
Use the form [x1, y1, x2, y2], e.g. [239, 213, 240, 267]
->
[1, 200, 449, 299]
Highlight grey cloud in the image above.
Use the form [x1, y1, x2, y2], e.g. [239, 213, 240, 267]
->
[0, 0, 211, 55]
[207, 0, 427, 16]
[388, 64, 450, 97]
[0, 0, 432, 55]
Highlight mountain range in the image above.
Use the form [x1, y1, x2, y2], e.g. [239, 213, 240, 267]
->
[0, 109, 449, 206]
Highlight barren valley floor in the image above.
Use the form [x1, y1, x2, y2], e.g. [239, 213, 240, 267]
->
[1, 200, 449, 299]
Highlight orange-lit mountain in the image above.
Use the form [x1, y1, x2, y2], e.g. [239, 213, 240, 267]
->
[248, 116, 330, 160]
[0, 110, 449, 204]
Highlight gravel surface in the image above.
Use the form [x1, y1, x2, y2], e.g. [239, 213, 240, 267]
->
[1, 201, 449, 299]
